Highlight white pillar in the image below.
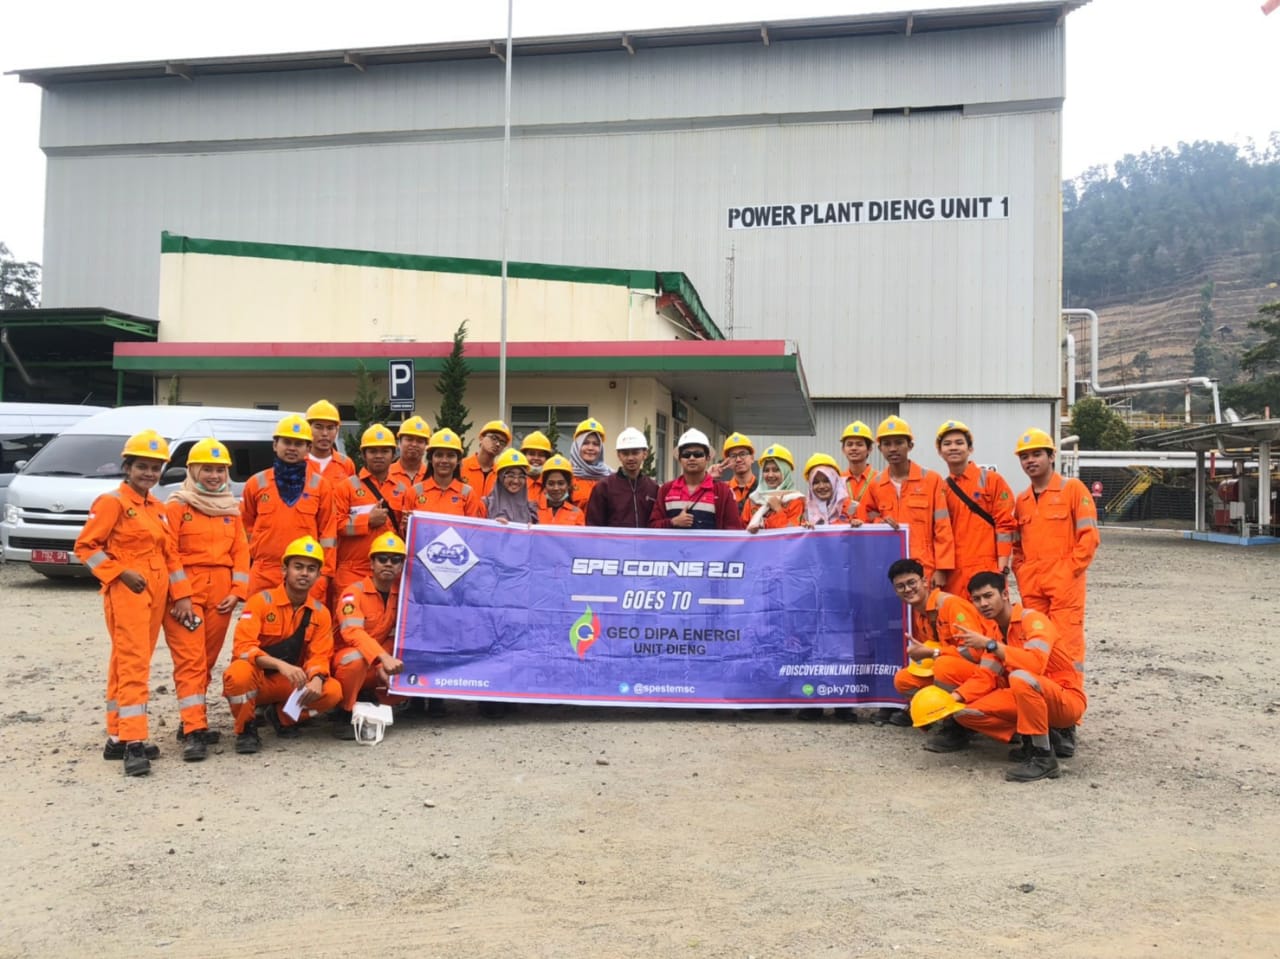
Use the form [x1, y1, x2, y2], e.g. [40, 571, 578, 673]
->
[1194, 449, 1206, 532]
[1259, 440, 1272, 532]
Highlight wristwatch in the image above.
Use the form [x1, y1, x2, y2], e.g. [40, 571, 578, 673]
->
[985, 640, 999, 653]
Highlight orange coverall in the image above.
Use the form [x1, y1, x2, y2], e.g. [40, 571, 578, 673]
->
[240, 468, 337, 597]
[1012, 472, 1100, 663]
[570, 477, 598, 512]
[893, 589, 997, 694]
[843, 465, 875, 513]
[942, 464, 1017, 596]
[332, 577, 402, 710]
[742, 496, 805, 529]
[459, 454, 499, 499]
[222, 588, 342, 732]
[727, 474, 758, 523]
[162, 501, 250, 732]
[407, 476, 487, 522]
[856, 463, 956, 583]
[952, 604, 1087, 742]
[332, 470, 411, 597]
[75, 483, 192, 743]
[389, 459, 427, 489]
[311, 449, 356, 488]
[536, 497, 586, 526]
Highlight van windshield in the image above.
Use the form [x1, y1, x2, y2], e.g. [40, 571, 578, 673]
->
[19, 434, 131, 478]
[0, 433, 58, 473]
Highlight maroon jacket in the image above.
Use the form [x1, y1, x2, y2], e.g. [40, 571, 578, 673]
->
[585, 469, 660, 528]
[649, 475, 744, 530]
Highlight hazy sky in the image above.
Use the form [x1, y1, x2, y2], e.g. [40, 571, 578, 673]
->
[1, 0, 1275, 263]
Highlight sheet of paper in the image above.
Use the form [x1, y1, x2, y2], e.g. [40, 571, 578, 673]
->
[282, 688, 306, 721]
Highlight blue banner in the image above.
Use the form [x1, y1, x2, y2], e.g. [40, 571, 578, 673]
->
[389, 515, 909, 708]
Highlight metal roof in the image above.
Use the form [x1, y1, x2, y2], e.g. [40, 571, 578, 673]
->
[1141, 420, 1280, 454]
[12, 2, 1089, 87]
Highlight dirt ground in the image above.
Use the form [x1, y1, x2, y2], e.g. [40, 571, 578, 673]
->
[2, 527, 1278, 958]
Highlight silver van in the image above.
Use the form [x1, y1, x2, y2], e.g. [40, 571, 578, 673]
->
[1, 405, 292, 578]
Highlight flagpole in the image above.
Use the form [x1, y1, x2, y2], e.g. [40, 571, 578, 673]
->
[498, 0, 514, 421]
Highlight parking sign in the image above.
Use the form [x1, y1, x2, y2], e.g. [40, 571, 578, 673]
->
[388, 359, 415, 412]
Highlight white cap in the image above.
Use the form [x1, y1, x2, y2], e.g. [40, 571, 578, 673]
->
[676, 427, 712, 451]
[615, 426, 649, 451]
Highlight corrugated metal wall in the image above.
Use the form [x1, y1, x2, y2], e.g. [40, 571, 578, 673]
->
[39, 20, 1065, 407]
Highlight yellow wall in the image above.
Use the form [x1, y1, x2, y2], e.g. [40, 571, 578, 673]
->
[158, 253, 689, 344]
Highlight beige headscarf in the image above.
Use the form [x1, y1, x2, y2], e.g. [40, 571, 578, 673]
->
[167, 474, 240, 517]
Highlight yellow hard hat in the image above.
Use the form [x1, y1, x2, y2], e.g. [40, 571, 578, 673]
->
[574, 418, 606, 442]
[121, 430, 171, 461]
[841, 420, 873, 444]
[803, 452, 841, 480]
[1015, 428, 1056, 454]
[186, 438, 230, 466]
[360, 423, 397, 449]
[910, 686, 965, 728]
[479, 419, 513, 442]
[305, 399, 341, 424]
[282, 535, 324, 564]
[936, 419, 973, 447]
[495, 449, 530, 473]
[541, 454, 573, 480]
[520, 430, 553, 454]
[397, 415, 431, 439]
[722, 432, 754, 456]
[274, 414, 313, 443]
[759, 443, 794, 471]
[368, 532, 407, 558]
[427, 428, 463, 453]
[876, 416, 913, 441]
[906, 645, 942, 678]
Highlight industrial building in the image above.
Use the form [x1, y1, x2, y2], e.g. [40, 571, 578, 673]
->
[13, 1, 1086, 478]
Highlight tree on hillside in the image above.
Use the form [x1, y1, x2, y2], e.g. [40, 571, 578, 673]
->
[0, 242, 41, 309]
[435, 321, 473, 446]
[1222, 301, 1280, 416]
[1071, 396, 1133, 450]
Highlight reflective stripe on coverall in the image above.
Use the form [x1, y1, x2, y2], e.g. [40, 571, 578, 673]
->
[892, 589, 997, 694]
[856, 463, 955, 583]
[332, 471, 410, 598]
[332, 577, 403, 710]
[408, 477, 486, 522]
[240, 468, 337, 598]
[942, 463, 1017, 596]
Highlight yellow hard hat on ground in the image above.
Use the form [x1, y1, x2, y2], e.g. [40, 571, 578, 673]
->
[428, 428, 463, 453]
[1015, 428, 1056, 454]
[876, 416, 913, 441]
[305, 399, 341, 423]
[936, 419, 973, 446]
[398, 416, 432, 439]
[360, 424, 397, 448]
[722, 432, 754, 456]
[521, 430, 553, 454]
[369, 532, 407, 557]
[479, 420, 513, 442]
[274, 414, 313, 443]
[574, 418, 606, 442]
[495, 449, 530, 473]
[906, 645, 942, 678]
[759, 443, 795, 470]
[841, 421, 873, 444]
[910, 686, 964, 727]
[186, 438, 230, 466]
[803, 452, 840, 479]
[122, 430, 171, 461]
[541, 454, 573, 480]
[282, 536, 324, 564]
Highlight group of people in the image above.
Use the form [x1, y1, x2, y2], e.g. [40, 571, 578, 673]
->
[73, 400, 1097, 783]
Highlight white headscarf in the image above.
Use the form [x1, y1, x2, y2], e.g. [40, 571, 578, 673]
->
[804, 465, 850, 526]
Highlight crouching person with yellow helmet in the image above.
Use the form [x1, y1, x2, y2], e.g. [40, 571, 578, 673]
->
[222, 537, 343, 754]
[162, 438, 251, 761]
[75, 431, 194, 776]
[330, 533, 407, 738]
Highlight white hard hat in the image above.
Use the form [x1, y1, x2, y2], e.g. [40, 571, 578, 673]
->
[615, 426, 649, 451]
[676, 428, 712, 451]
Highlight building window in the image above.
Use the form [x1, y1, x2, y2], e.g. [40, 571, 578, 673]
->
[255, 403, 279, 411]
[511, 404, 589, 454]
[656, 412, 669, 482]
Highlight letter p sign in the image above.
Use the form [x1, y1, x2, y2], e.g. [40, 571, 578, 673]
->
[388, 359, 415, 412]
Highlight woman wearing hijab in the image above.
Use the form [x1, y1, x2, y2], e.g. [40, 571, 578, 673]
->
[162, 438, 251, 761]
[484, 449, 539, 525]
[569, 417, 613, 510]
[536, 454, 586, 526]
[802, 453, 853, 528]
[743, 444, 806, 532]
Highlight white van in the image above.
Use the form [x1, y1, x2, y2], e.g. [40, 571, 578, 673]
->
[1, 405, 293, 577]
[0, 403, 109, 517]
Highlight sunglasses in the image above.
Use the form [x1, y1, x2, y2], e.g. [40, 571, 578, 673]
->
[679, 449, 708, 459]
[372, 555, 405, 565]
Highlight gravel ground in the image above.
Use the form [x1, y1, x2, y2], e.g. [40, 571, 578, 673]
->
[1, 527, 1278, 958]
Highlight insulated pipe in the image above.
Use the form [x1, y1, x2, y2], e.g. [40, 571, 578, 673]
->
[1062, 308, 1223, 423]
[1064, 332, 1076, 408]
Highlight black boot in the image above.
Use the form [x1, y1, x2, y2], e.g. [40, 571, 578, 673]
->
[122, 741, 152, 777]
[104, 739, 159, 761]
[1007, 734, 1032, 762]
[1005, 746, 1060, 782]
[1050, 726, 1077, 758]
[235, 721, 261, 755]
[923, 718, 972, 753]
[181, 730, 209, 762]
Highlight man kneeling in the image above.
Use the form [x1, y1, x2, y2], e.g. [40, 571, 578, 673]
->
[925, 571, 1087, 783]
[223, 537, 343, 754]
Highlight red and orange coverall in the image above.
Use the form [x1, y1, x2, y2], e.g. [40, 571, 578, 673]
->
[857, 463, 956, 584]
[407, 476, 487, 522]
[894, 589, 997, 695]
[942, 464, 1017, 596]
[536, 496, 586, 526]
[332, 470, 411, 598]
[1012, 472, 1100, 663]
[727, 474, 758, 523]
[332, 577, 402, 710]
[162, 499, 250, 733]
[951, 604, 1087, 743]
[240, 467, 336, 597]
[459, 454, 500, 500]
[75, 483, 192, 743]
[222, 588, 342, 732]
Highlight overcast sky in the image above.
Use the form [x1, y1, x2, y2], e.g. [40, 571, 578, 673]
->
[1, 0, 1275, 263]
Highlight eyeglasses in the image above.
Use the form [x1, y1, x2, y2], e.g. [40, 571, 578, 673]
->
[679, 449, 708, 459]
[502, 470, 528, 481]
[892, 578, 923, 593]
[727, 450, 752, 459]
[372, 555, 405, 565]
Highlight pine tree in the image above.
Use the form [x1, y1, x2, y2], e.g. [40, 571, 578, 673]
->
[435, 321, 472, 445]
[545, 407, 561, 454]
[342, 360, 389, 469]
[642, 420, 657, 478]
